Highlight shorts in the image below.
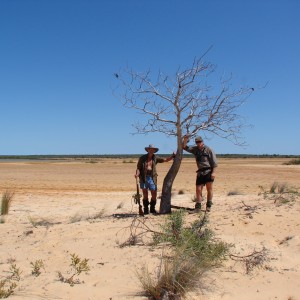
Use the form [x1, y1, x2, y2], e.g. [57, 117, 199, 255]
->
[196, 172, 214, 185]
[140, 176, 157, 191]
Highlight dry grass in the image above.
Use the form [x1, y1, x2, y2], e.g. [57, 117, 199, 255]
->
[259, 182, 299, 204]
[1, 191, 14, 216]
[137, 254, 204, 299]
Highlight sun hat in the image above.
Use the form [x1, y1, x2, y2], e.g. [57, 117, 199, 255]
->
[195, 136, 203, 143]
[145, 144, 159, 153]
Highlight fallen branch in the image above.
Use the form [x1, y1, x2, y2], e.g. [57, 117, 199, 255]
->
[230, 247, 269, 274]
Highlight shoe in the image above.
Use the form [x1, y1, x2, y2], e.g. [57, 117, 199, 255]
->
[206, 200, 213, 212]
[143, 199, 149, 215]
[194, 202, 201, 213]
[150, 200, 157, 214]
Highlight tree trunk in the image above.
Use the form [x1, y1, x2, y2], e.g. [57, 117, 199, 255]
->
[159, 152, 183, 214]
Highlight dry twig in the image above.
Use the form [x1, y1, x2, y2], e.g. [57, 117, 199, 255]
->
[230, 247, 269, 274]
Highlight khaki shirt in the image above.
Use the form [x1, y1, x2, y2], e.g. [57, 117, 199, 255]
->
[137, 154, 165, 185]
[184, 144, 218, 174]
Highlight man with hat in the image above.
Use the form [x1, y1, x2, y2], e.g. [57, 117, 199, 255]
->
[135, 145, 175, 214]
[183, 135, 218, 212]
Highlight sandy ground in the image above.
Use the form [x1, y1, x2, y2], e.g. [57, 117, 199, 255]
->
[0, 157, 300, 299]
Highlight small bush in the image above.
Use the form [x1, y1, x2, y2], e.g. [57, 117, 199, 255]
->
[137, 255, 203, 300]
[140, 210, 229, 299]
[259, 182, 299, 204]
[30, 260, 45, 277]
[1, 191, 14, 216]
[8, 264, 22, 282]
[0, 263, 20, 298]
[0, 280, 17, 298]
[58, 253, 90, 286]
[122, 160, 134, 163]
[284, 159, 300, 165]
[178, 190, 185, 195]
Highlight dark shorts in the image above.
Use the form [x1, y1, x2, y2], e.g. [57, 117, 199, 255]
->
[140, 176, 157, 191]
[196, 172, 214, 185]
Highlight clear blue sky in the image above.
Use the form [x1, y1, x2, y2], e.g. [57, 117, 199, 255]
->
[1, 0, 299, 155]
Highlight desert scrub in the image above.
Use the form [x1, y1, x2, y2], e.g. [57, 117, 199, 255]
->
[0, 263, 21, 298]
[0, 280, 17, 298]
[283, 158, 300, 165]
[57, 253, 90, 286]
[137, 254, 204, 300]
[122, 159, 134, 163]
[1, 191, 14, 222]
[7, 264, 21, 282]
[139, 210, 229, 299]
[259, 182, 299, 204]
[30, 260, 45, 277]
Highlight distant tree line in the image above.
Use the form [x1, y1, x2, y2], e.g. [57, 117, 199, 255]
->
[0, 154, 299, 160]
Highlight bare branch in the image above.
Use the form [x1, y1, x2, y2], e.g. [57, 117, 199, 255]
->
[116, 57, 253, 145]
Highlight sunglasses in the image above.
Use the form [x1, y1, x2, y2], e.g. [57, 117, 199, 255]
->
[196, 141, 202, 143]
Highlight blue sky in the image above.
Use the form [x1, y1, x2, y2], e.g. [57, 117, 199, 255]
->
[0, 0, 299, 155]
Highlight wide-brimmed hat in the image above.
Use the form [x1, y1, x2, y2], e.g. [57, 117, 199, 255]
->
[145, 144, 159, 153]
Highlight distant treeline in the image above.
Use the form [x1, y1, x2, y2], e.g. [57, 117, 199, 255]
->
[0, 154, 299, 160]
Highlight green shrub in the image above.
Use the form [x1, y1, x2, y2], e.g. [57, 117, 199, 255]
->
[30, 260, 45, 277]
[58, 253, 90, 286]
[140, 210, 229, 299]
[0, 280, 17, 298]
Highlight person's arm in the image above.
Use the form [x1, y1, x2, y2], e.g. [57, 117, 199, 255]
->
[164, 152, 176, 162]
[182, 135, 189, 149]
[135, 157, 142, 178]
[209, 149, 218, 179]
[211, 167, 217, 179]
[156, 152, 175, 163]
[182, 135, 194, 154]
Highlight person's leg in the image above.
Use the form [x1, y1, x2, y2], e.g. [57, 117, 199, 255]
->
[195, 184, 205, 210]
[142, 188, 149, 214]
[146, 176, 157, 214]
[150, 190, 157, 213]
[206, 182, 213, 211]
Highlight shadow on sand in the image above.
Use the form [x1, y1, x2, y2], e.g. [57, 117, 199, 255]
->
[112, 213, 140, 219]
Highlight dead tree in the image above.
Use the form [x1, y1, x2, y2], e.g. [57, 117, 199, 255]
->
[115, 54, 254, 214]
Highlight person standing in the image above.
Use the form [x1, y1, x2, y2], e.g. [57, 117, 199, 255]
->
[182, 136, 218, 212]
[135, 144, 175, 214]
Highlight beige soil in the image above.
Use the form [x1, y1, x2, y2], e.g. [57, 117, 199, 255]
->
[0, 157, 299, 299]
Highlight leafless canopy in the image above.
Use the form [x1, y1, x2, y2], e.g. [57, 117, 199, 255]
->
[115, 55, 254, 145]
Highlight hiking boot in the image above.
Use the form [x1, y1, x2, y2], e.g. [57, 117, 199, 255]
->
[206, 200, 213, 212]
[143, 199, 149, 215]
[150, 199, 157, 214]
[194, 202, 202, 212]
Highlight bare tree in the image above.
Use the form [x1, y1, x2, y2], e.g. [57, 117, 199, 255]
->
[115, 54, 254, 214]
